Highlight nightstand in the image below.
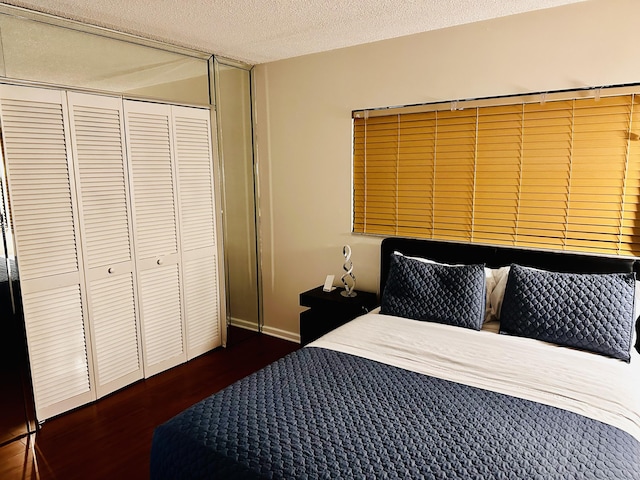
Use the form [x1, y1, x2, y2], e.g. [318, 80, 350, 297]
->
[299, 286, 378, 345]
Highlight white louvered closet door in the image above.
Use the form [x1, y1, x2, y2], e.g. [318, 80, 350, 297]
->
[172, 106, 221, 359]
[124, 100, 186, 377]
[67, 92, 143, 397]
[0, 85, 95, 421]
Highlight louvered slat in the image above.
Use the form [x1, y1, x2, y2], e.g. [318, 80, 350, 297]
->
[22, 285, 90, 410]
[174, 111, 216, 251]
[1, 97, 79, 280]
[126, 109, 178, 258]
[183, 257, 219, 358]
[89, 273, 140, 385]
[138, 265, 184, 370]
[71, 97, 132, 269]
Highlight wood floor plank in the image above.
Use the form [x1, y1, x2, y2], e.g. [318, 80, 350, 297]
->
[0, 331, 299, 479]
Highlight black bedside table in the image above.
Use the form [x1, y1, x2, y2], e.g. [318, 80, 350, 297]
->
[299, 286, 378, 345]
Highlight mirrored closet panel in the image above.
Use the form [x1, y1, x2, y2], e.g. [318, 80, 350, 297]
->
[214, 59, 261, 342]
[0, 7, 210, 106]
[0, 174, 35, 444]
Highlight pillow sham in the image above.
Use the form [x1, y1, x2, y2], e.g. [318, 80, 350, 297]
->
[490, 266, 640, 321]
[381, 253, 486, 330]
[393, 251, 496, 323]
[499, 264, 636, 362]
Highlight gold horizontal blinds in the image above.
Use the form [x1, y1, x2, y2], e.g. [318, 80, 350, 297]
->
[353, 92, 640, 256]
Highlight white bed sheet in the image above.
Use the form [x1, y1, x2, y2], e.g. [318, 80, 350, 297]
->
[309, 310, 640, 442]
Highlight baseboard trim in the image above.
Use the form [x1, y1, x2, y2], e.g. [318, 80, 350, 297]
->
[229, 317, 260, 332]
[261, 325, 300, 344]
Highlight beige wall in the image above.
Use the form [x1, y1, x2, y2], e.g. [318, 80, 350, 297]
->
[253, 0, 640, 341]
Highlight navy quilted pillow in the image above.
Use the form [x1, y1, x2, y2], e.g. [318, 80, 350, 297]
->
[500, 264, 636, 362]
[380, 253, 486, 330]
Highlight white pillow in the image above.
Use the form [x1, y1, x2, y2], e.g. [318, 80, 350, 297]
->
[488, 266, 510, 321]
[392, 251, 495, 323]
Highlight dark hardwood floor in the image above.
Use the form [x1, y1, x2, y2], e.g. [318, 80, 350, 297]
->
[0, 330, 299, 479]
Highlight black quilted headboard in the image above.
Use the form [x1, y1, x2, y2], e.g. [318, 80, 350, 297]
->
[380, 237, 640, 294]
[379, 237, 640, 353]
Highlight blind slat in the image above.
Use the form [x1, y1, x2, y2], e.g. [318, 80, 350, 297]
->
[353, 92, 640, 255]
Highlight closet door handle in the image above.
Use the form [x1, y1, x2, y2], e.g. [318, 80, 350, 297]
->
[157, 258, 162, 265]
[108, 267, 114, 274]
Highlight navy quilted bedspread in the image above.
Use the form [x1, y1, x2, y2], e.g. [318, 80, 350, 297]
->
[150, 347, 640, 479]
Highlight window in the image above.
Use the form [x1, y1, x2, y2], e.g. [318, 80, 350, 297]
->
[353, 87, 640, 256]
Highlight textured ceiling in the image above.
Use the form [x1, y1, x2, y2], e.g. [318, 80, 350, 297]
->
[2, 0, 586, 64]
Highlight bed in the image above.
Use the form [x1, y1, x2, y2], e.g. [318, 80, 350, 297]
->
[150, 237, 640, 479]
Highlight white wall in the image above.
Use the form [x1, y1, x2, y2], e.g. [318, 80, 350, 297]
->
[253, 0, 640, 340]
